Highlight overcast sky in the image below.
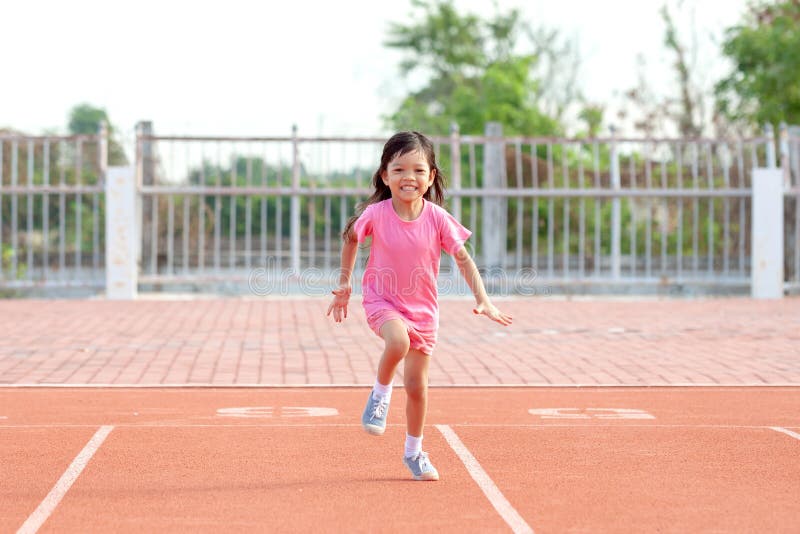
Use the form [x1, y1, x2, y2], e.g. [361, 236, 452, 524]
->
[2, 0, 749, 142]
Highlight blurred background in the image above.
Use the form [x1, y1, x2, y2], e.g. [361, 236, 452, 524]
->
[1, 0, 798, 298]
[2, 0, 775, 146]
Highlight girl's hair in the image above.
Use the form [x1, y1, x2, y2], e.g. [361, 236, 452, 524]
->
[342, 131, 446, 241]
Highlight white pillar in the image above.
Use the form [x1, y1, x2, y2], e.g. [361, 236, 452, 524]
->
[751, 168, 784, 299]
[482, 122, 506, 269]
[105, 166, 138, 299]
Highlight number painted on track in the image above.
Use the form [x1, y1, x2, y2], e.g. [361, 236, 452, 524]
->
[528, 408, 590, 419]
[588, 408, 655, 419]
[216, 406, 339, 418]
[529, 408, 655, 420]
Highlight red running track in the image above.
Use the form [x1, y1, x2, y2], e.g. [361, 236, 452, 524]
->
[2, 387, 799, 533]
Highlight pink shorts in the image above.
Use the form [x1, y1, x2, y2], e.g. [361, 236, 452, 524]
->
[367, 309, 437, 356]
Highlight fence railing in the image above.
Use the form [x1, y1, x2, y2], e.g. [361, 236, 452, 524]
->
[0, 128, 107, 290]
[134, 125, 787, 293]
[1, 122, 798, 295]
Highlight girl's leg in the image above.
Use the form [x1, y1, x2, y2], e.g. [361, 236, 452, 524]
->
[403, 348, 430, 438]
[402, 348, 439, 479]
[377, 320, 410, 385]
[362, 319, 410, 436]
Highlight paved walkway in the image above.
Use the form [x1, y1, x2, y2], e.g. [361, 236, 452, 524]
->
[1, 297, 798, 386]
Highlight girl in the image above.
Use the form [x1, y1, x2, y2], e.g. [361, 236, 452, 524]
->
[326, 131, 512, 481]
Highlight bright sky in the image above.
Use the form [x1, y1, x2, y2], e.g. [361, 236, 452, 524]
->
[2, 0, 749, 143]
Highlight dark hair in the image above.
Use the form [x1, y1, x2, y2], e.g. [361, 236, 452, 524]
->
[342, 131, 446, 241]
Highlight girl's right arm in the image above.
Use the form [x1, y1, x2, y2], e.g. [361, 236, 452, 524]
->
[326, 233, 358, 322]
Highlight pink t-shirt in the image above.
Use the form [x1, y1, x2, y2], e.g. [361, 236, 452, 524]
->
[353, 198, 472, 332]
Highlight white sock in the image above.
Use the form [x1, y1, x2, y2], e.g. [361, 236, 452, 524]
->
[404, 433, 423, 458]
[372, 379, 392, 400]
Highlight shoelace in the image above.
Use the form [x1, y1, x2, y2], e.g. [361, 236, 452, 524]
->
[412, 452, 432, 471]
[418, 452, 431, 469]
[371, 397, 389, 419]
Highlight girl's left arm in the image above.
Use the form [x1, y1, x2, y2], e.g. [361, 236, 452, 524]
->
[453, 246, 513, 326]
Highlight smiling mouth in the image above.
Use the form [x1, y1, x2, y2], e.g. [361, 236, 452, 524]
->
[400, 186, 418, 191]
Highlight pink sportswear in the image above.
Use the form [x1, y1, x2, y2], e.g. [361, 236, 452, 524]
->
[353, 198, 471, 354]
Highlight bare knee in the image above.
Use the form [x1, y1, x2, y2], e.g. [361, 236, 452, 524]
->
[384, 335, 410, 359]
[404, 374, 428, 401]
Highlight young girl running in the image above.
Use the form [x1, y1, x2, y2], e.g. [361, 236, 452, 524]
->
[326, 131, 512, 481]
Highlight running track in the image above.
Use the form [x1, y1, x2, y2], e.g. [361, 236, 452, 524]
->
[2, 387, 799, 532]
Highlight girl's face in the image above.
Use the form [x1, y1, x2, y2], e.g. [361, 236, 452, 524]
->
[381, 150, 436, 206]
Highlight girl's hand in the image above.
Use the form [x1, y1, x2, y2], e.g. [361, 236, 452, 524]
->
[327, 285, 352, 323]
[473, 301, 513, 326]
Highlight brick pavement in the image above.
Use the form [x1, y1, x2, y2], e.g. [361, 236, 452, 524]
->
[0, 297, 798, 386]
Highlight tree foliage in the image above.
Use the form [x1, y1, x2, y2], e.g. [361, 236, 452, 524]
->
[68, 103, 128, 165]
[715, 1, 800, 130]
[383, 0, 574, 136]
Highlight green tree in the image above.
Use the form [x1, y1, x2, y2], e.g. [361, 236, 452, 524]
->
[715, 1, 800, 131]
[68, 103, 128, 165]
[577, 104, 604, 138]
[384, 0, 573, 136]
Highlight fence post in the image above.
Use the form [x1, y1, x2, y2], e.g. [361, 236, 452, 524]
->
[290, 124, 301, 275]
[0, 135, 3, 280]
[136, 121, 153, 271]
[751, 168, 784, 298]
[610, 126, 621, 280]
[450, 122, 462, 223]
[105, 165, 138, 299]
[449, 123, 462, 278]
[779, 122, 790, 188]
[482, 122, 506, 270]
[99, 122, 109, 281]
[99, 122, 109, 181]
[790, 125, 800, 288]
[765, 123, 776, 168]
[791, 125, 800, 184]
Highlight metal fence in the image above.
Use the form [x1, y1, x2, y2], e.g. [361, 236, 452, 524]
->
[0, 129, 107, 291]
[135, 126, 790, 294]
[1, 123, 798, 295]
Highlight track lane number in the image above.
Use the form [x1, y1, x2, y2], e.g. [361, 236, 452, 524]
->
[529, 408, 655, 420]
[216, 406, 339, 418]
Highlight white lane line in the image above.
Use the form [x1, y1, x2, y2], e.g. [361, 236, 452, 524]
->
[436, 424, 533, 534]
[17, 425, 114, 534]
[769, 426, 800, 441]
